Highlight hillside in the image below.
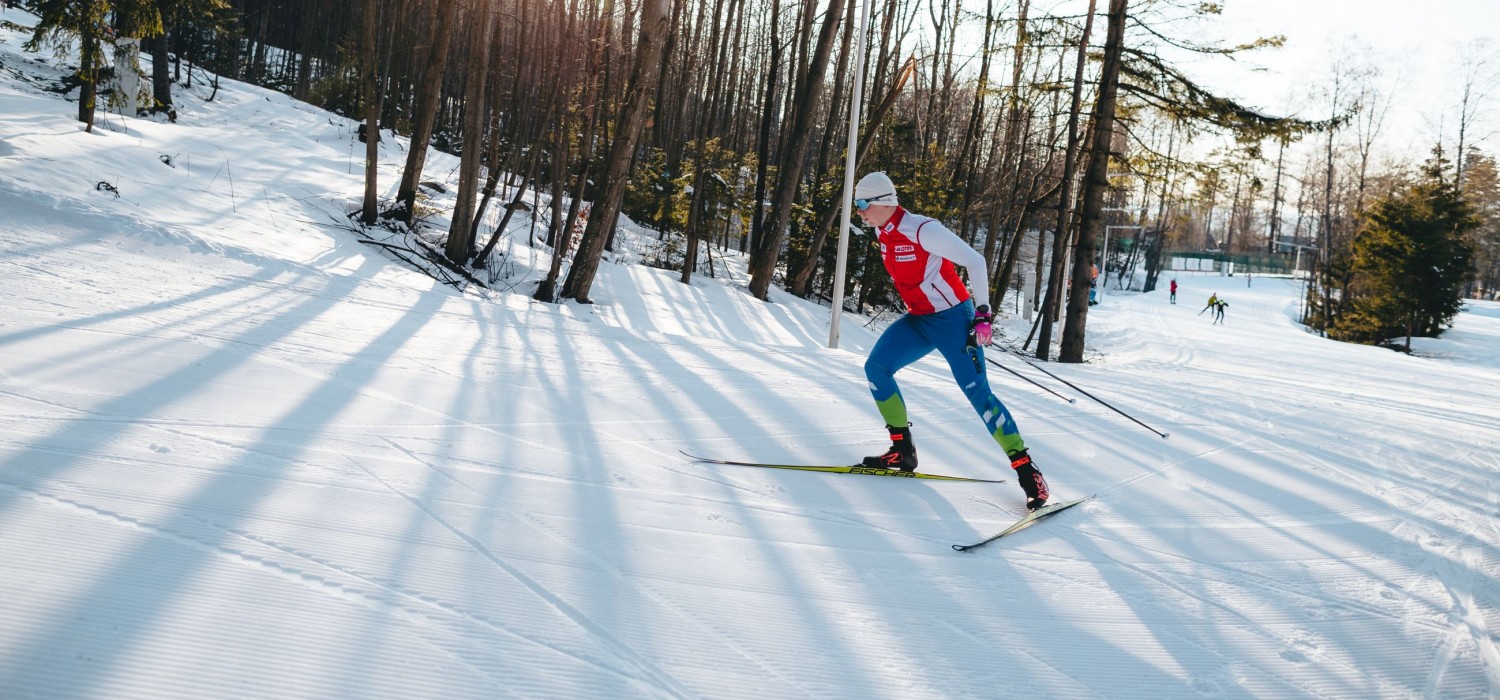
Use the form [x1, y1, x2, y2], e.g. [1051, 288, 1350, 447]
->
[2, 11, 1498, 699]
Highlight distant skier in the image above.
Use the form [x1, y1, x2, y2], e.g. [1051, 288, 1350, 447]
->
[1199, 293, 1219, 317]
[1169, 278, 1178, 304]
[852, 171, 1049, 511]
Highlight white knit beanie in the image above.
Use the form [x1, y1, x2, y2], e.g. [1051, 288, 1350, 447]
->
[853, 171, 899, 206]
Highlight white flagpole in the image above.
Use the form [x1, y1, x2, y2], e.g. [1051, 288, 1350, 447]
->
[829, 0, 870, 349]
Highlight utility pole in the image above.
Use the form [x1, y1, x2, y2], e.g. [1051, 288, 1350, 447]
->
[828, 0, 871, 348]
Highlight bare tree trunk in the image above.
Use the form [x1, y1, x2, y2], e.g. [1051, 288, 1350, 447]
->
[248, 8, 269, 84]
[681, 0, 732, 285]
[446, 2, 498, 263]
[787, 0, 857, 297]
[1320, 115, 1336, 336]
[293, 0, 318, 100]
[748, 0, 849, 301]
[469, 111, 510, 238]
[994, 173, 1059, 303]
[1268, 134, 1286, 253]
[1059, 0, 1126, 363]
[1030, 57, 1069, 309]
[747, 0, 784, 256]
[149, 3, 173, 117]
[473, 136, 546, 269]
[989, 0, 1031, 244]
[537, 2, 612, 304]
[360, 0, 381, 225]
[1035, 0, 1095, 360]
[1142, 118, 1180, 293]
[394, 0, 460, 222]
[1226, 169, 1242, 252]
[987, 19, 1038, 292]
[1453, 44, 1486, 188]
[945, 0, 998, 214]
[560, 0, 672, 303]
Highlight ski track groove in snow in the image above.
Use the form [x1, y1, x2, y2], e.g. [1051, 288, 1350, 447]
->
[0, 480, 529, 696]
[514, 510, 824, 700]
[383, 434, 952, 543]
[193, 515, 672, 696]
[1054, 525, 1462, 641]
[931, 616, 1103, 699]
[1184, 365, 1497, 435]
[340, 454, 700, 700]
[383, 433, 1133, 697]
[1094, 433, 1259, 498]
[1010, 550, 1377, 698]
[1395, 513, 1500, 695]
[385, 434, 870, 699]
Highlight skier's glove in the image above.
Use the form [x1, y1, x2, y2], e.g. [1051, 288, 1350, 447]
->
[971, 305, 993, 346]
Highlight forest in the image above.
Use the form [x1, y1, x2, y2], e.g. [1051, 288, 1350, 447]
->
[17, 0, 1500, 359]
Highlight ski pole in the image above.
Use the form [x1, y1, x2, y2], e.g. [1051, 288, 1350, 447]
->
[1003, 348, 1169, 439]
[986, 355, 1075, 404]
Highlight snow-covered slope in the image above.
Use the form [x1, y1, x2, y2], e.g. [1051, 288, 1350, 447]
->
[2, 10, 1497, 698]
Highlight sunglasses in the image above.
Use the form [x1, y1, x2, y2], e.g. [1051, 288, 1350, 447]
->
[854, 193, 894, 211]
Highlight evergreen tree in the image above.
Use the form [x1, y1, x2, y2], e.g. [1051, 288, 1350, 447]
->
[25, 0, 223, 127]
[25, 0, 112, 130]
[1335, 149, 1477, 350]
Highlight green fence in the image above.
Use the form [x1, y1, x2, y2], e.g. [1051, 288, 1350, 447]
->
[1167, 252, 1301, 275]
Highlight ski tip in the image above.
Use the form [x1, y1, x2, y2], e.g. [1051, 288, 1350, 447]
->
[952, 544, 970, 552]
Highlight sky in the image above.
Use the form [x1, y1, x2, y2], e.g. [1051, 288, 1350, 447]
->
[2, 7, 1499, 699]
[935, 0, 1500, 172]
[1170, 0, 1500, 158]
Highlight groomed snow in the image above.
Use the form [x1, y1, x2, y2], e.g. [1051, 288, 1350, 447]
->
[2, 9, 1497, 698]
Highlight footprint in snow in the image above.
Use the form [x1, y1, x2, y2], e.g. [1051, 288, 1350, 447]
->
[1278, 631, 1321, 664]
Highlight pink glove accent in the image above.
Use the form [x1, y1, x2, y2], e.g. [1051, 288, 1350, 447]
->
[972, 305, 993, 346]
[973, 321, 993, 346]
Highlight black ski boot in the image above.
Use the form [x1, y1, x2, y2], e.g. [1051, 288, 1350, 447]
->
[1009, 450, 1049, 511]
[862, 424, 918, 472]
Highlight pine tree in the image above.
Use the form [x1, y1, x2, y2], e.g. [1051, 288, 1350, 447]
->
[1336, 149, 1478, 350]
[26, 0, 226, 128]
[25, 0, 112, 130]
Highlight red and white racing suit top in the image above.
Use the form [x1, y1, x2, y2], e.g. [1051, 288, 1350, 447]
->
[877, 207, 990, 315]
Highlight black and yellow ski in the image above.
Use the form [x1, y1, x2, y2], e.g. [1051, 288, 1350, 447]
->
[952, 495, 1094, 551]
[681, 451, 1005, 483]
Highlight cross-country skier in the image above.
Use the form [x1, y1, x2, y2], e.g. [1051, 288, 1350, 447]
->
[1200, 293, 1219, 316]
[852, 172, 1049, 511]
